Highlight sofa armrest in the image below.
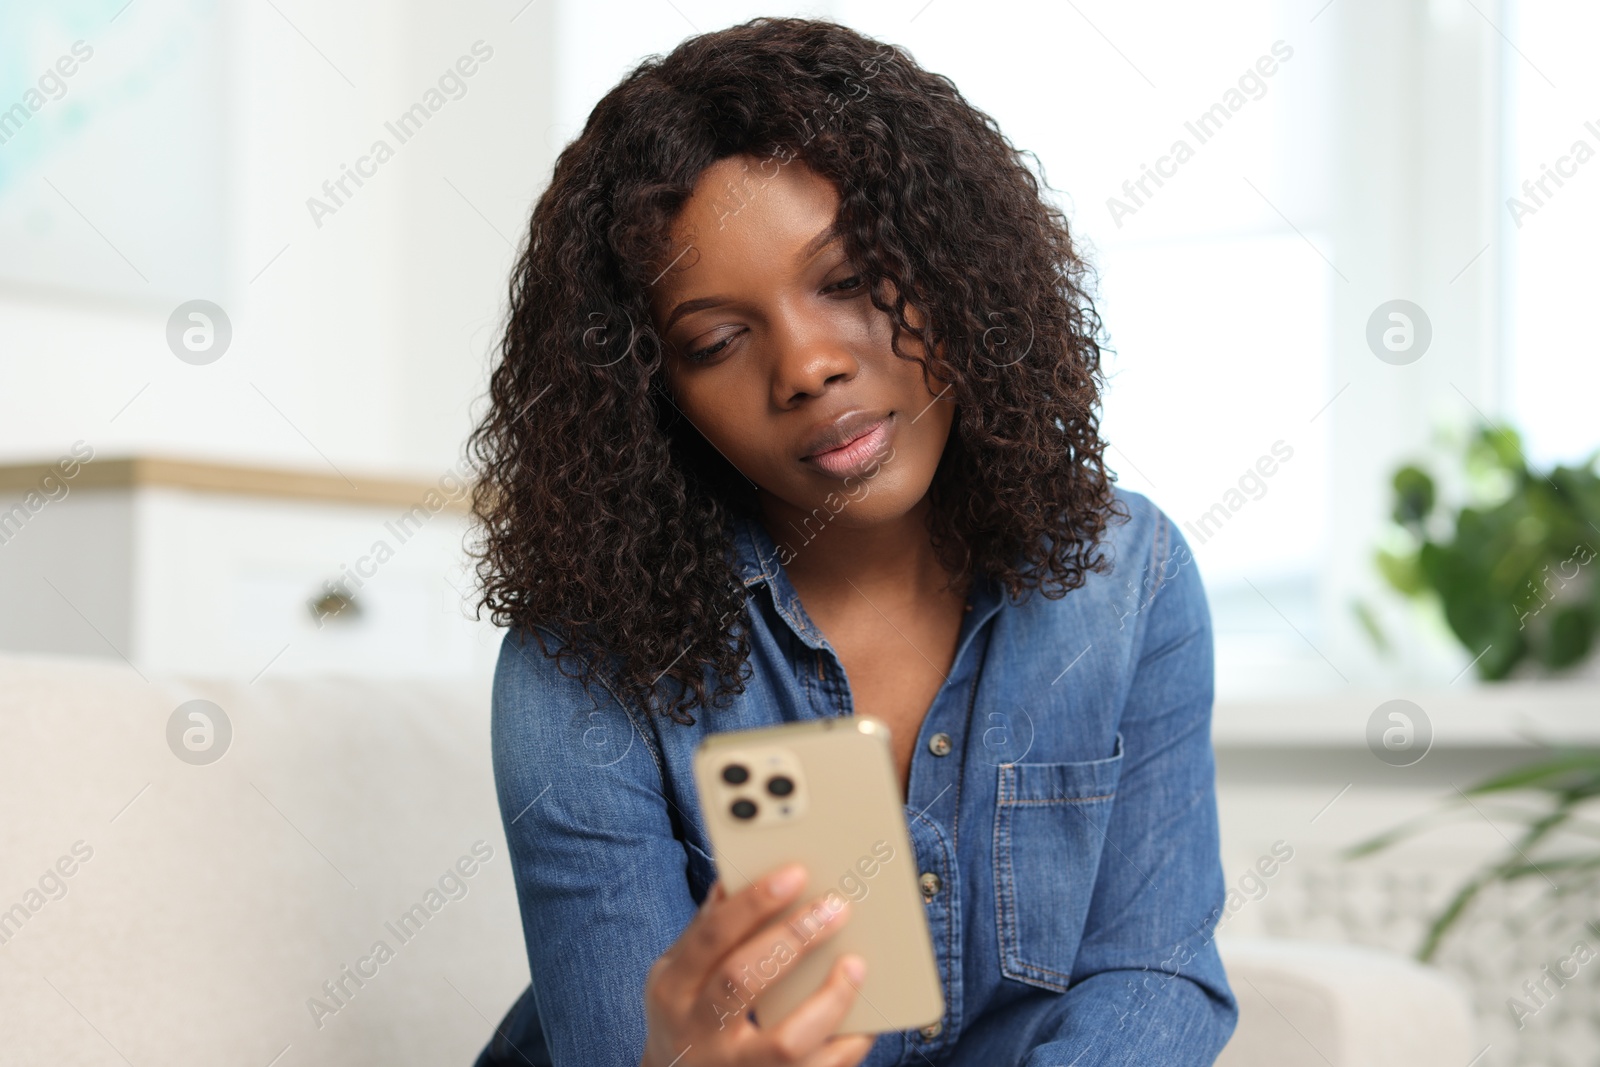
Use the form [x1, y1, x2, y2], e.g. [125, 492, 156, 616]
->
[1216, 938, 1476, 1067]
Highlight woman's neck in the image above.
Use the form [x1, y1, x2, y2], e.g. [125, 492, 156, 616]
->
[756, 493, 969, 612]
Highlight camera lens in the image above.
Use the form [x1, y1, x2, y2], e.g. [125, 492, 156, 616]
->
[766, 775, 794, 797]
[731, 799, 758, 820]
[722, 764, 750, 785]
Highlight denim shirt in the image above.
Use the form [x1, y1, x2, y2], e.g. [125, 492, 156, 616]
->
[475, 487, 1237, 1066]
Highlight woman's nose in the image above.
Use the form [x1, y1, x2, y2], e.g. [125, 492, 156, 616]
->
[770, 319, 859, 406]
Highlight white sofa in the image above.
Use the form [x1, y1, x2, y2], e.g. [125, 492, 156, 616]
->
[0, 652, 1474, 1064]
[1214, 939, 1476, 1067]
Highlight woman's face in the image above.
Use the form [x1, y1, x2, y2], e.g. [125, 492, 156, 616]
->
[649, 153, 957, 536]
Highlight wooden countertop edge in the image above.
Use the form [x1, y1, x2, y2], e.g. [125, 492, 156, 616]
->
[0, 455, 476, 513]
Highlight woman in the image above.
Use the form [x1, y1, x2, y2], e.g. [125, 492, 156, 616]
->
[468, 16, 1236, 1066]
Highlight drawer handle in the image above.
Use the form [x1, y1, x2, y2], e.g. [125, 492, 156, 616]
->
[309, 587, 362, 627]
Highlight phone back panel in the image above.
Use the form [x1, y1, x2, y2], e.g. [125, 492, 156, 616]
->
[693, 715, 944, 1035]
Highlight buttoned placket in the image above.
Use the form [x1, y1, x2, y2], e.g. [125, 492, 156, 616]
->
[731, 513, 1007, 1063]
[892, 602, 998, 1062]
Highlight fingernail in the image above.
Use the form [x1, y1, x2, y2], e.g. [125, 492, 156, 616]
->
[843, 955, 866, 983]
[765, 864, 806, 898]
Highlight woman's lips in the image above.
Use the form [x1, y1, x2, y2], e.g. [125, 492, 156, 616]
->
[801, 415, 894, 478]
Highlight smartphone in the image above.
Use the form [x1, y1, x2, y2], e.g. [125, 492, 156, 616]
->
[692, 715, 944, 1035]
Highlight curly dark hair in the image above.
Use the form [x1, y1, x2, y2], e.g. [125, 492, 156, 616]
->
[467, 15, 1126, 725]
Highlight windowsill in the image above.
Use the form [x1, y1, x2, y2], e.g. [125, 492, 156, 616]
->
[1213, 678, 1600, 748]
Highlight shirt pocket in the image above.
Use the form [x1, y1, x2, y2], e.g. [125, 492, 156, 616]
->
[992, 733, 1125, 992]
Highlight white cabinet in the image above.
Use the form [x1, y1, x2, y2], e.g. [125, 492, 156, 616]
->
[0, 456, 501, 679]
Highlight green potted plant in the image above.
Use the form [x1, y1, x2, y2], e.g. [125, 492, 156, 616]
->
[1348, 421, 1600, 960]
[1358, 420, 1600, 680]
[1345, 751, 1600, 961]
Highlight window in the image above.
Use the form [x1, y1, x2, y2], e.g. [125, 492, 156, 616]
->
[1503, 0, 1600, 469]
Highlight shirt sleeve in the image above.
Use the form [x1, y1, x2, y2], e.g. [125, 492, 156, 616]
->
[1019, 512, 1239, 1065]
[490, 626, 701, 1066]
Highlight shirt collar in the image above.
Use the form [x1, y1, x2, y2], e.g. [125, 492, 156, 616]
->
[726, 511, 1006, 655]
[729, 511, 782, 588]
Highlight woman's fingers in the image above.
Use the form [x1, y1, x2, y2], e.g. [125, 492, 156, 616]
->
[794, 1032, 877, 1067]
[647, 865, 875, 1067]
[695, 896, 851, 1020]
[652, 863, 808, 1003]
[798, 1032, 877, 1067]
[764, 954, 876, 1067]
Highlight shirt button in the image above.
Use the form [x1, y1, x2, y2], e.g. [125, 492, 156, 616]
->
[919, 1020, 943, 1039]
[927, 732, 952, 756]
[919, 871, 942, 899]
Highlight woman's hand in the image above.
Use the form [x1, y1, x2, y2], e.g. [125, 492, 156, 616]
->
[640, 863, 875, 1067]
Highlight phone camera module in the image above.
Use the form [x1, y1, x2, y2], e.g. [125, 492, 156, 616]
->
[766, 775, 795, 797]
[722, 764, 750, 785]
[731, 798, 758, 820]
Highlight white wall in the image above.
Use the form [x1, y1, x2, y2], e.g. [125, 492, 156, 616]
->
[0, 0, 555, 480]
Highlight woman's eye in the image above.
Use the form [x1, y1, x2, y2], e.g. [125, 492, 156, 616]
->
[685, 333, 736, 363]
[680, 279, 861, 363]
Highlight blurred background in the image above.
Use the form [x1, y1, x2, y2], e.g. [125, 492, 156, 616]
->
[2, 0, 1597, 1064]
